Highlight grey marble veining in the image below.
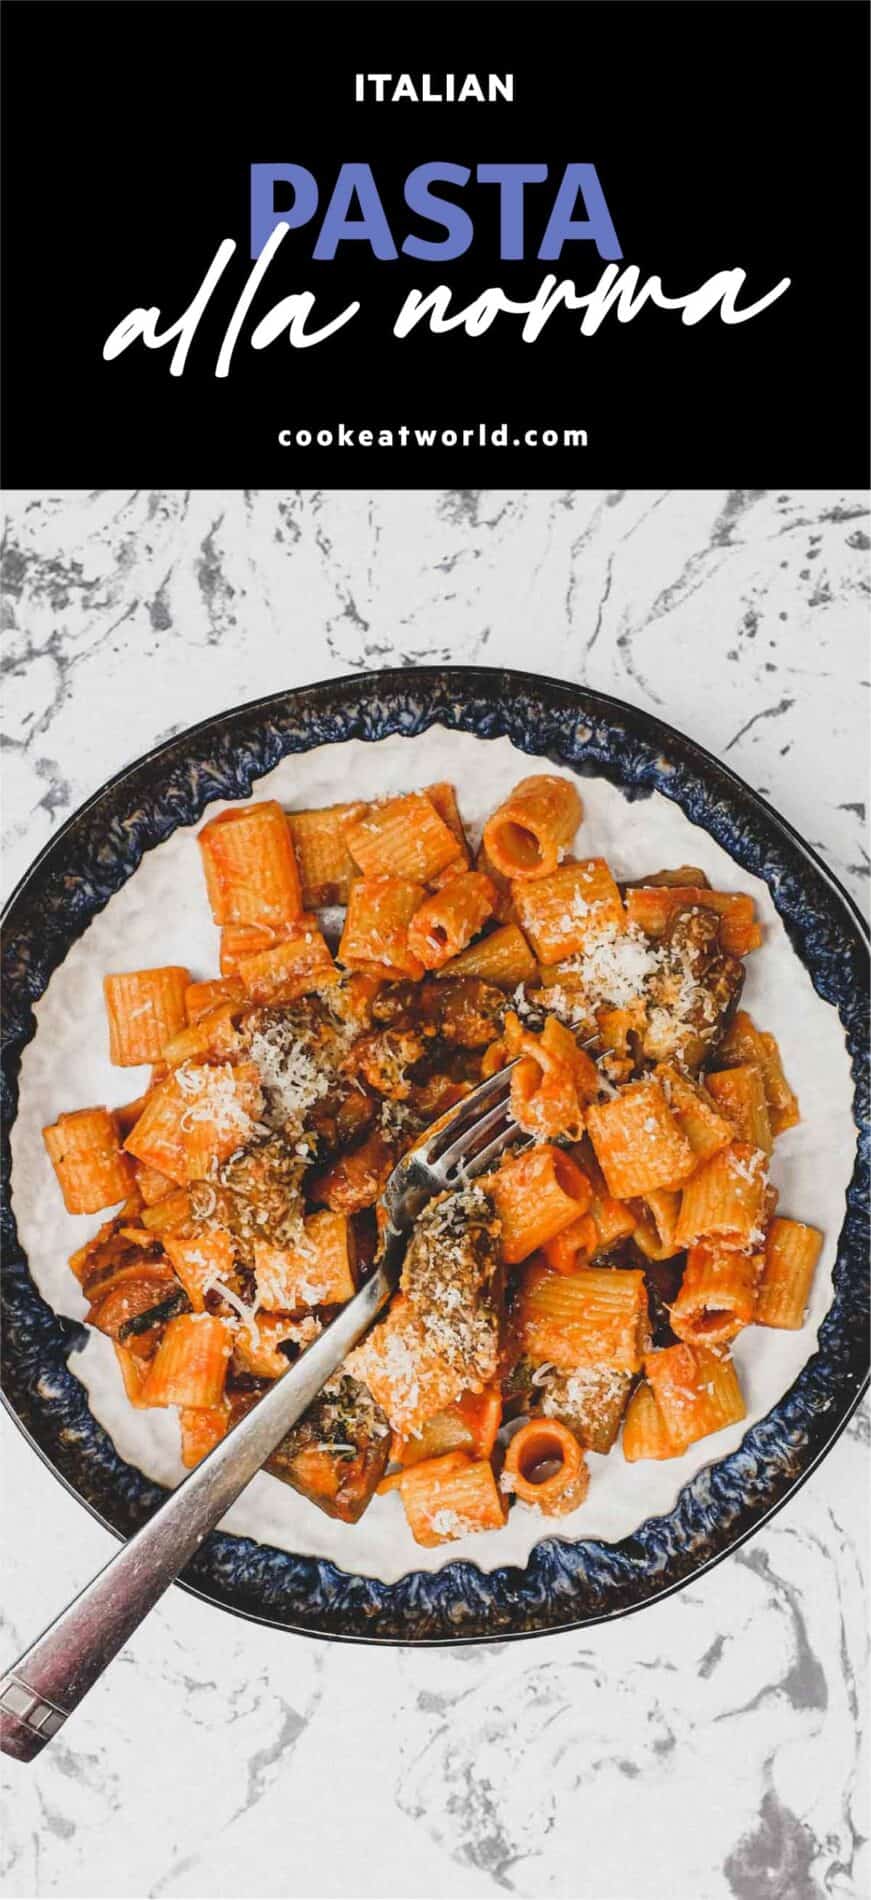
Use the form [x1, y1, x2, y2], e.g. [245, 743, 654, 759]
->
[1, 489, 868, 1899]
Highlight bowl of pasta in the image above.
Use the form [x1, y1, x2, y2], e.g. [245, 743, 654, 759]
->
[1, 666, 868, 1642]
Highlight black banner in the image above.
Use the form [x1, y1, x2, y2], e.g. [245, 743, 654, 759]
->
[2, 0, 869, 486]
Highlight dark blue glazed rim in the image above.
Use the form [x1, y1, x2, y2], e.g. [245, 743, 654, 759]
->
[2, 667, 868, 1644]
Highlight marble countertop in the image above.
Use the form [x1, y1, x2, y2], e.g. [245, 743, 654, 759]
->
[1, 488, 868, 1900]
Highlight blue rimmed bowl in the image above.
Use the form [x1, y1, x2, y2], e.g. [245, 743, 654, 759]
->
[2, 667, 868, 1643]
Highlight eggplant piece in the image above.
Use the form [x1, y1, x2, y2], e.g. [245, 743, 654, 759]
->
[643, 1253, 685, 1346]
[501, 1352, 632, 1452]
[265, 1374, 390, 1522]
[641, 907, 744, 1072]
[401, 1185, 503, 1385]
[341, 1027, 427, 1098]
[117, 1287, 189, 1341]
[432, 978, 507, 1047]
[538, 1365, 634, 1453]
[85, 1260, 181, 1340]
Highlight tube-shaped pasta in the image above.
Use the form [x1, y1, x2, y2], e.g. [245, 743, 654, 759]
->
[347, 1294, 466, 1435]
[570, 1141, 639, 1254]
[237, 921, 337, 1005]
[164, 1228, 236, 1312]
[253, 1210, 357, 1312]
[198, 800, 303, 927]
[162, 1003, 243, 1068]
[179, 1403, 230, 1467]
[185, 976, 245, 1023]
[131, 1160, 175, 1207]
[512, 858, 625, 962]
[624, 886, 762, 956]
[586, 1077, 697, 1200]
[344, 793, 460, 882]
[629, 1188, 682, 1261]
[502, 1418, 589, 1514]
[391, 1386, 502, 1467]
[393, 1452, 508, 1546]
[718, 1012, 800, 1135]
[506, 1013, 600, 1141]
[124, 1061, 263, 1183]
[644, 1342, 746, 1450]
[669, 1241, 761, 1345]
[474, 840, 518, 923]
[232, 1313, 301, 1378]
[655, 1063, 736, 1162]
[104, 967, 191, 1067]
[482, 775, 582, 881]
[219, 920, 296, 977]
[542, 1213, 599, 1273]
[43, 1108, 134, 1215]
[310, 1129, 395, 1213]
[424, 781, 469, 862]
[756, 1033, 800, 1136]
[140, 1313, 233, 1408]
[407, 872, 496, 971]
[622, 1380, 677, 1460]
[288, 801, 367, 907]
[487, 1144, 592, 1263]
[518, 1260, 649, 1372]
[113, 1342, 152, 1409]
[338, 876, 427, 978]
[705, 1065, 773, 1157]
[539, 1363, 633, 1453]
[435, 922, 538, 988]
[139, 1187, 193, 1237]
[755, 1217, 823, 1328]
[674, 1141, 767, 1251]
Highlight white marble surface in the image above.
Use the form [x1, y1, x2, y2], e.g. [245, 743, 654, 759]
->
[1, 489, 868, 1900]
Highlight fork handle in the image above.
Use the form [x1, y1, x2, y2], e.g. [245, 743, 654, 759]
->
[0, 1248, 401, 1762]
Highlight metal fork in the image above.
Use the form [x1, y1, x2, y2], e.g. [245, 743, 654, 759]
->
[0, 1061, 525, 1762]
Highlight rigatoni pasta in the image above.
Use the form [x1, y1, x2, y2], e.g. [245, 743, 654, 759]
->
[199, 800, 303, 927]
[755, 1218, 823, 1328]
[482, 774, 582, 879]
[104, 967, 191, 1066]
[43, 766, 825, 1550]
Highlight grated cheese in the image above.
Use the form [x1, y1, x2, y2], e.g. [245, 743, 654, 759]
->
[248, 1021, 330, 1128]
[429, 1508, 477, 1537]
[542, 1364, 628, 1416]
[176, 1064, 259, 1144]
[201, 1270, 261, 1338]
[563, 922, 660, 1011]
[729, 1147, 767, 1184]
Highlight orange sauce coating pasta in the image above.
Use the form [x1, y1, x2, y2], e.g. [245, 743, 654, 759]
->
[391, 1452, 508, 1546]
[512, 858, 625, 962]
[407, 872, 496, 971]
[503, 1417, 589, 1514]
[344, 793, 460, 883]
[104, 967, 191, 1067]
[43, 1108, 134, 1215]
[625, 886, 762, 957]
[338, 876, 427, 978]
[482, 775, 582, 880]
[45, 775, 819, 1520]
[488, 1144, 592, 1263]
[669, 1241, 761, 1345]
[198, 801, 303, 927]
[755, 1218, 822, 1328]
[586, 1078, 696, 1200]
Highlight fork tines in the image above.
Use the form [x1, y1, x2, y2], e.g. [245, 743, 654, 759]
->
[420, 1061, 529, 1186]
